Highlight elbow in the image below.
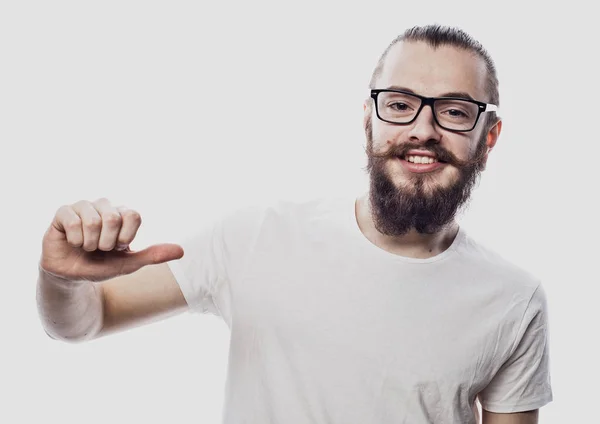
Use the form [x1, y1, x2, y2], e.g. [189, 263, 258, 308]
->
[40, 318, 103, 344]
[43, 329, 99, 344]
[42, 327, 89, 344]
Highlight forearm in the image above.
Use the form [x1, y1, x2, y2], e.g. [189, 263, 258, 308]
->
[482, 409, 538, 424]
[36, 265, 104, 343]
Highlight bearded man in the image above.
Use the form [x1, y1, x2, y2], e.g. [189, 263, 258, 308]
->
[37, 24, 552, 424]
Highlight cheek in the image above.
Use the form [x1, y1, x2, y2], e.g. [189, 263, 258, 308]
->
[371, 123, 403, 149]
[465, 132, 486, 158]
[457, 144, 472, 160]
[445, 137, 473, 160]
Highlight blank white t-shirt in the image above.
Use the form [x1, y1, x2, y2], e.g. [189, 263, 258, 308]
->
[167, 195, 552, 424]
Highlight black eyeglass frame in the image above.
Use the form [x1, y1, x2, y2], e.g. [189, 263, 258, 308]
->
[370, 89, 499, 132]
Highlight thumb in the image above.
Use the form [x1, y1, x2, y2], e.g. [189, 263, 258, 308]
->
[123, 243, 185, 273]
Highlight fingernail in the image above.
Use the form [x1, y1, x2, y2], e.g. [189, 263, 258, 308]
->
[116, 244, 129, 251]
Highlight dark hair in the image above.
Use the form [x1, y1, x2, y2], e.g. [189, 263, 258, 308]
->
[369, 24, 499, 128]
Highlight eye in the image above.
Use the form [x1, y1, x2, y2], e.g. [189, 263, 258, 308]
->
[448, 109, 467, 116]
[446, 109, 468, 118]
[435, 100, 476, 121]
[388, 102, 411, 111]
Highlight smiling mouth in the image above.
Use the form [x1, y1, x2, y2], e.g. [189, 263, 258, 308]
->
[399, 154, 447, 164]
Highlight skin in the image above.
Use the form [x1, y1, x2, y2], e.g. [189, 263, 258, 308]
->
[358, 41, 538, 424]
[482, 409, 539, 424]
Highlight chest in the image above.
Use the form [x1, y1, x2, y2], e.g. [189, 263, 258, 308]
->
[231, 252, 501, 398]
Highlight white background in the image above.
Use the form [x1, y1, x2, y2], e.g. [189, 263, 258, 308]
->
[1, 1, 598, 423]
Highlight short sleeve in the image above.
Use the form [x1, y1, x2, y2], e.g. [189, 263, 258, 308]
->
[479, 283, 553, 413]
[166, 203, 266, 321]
[167, 217, 228, 316]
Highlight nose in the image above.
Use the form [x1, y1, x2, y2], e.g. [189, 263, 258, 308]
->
[406, 104, 441, 144]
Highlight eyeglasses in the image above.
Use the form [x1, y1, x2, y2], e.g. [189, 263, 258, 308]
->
[370, 89, 498, 132]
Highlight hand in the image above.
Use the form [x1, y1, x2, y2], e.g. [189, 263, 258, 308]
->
[40, 198, 184, 282]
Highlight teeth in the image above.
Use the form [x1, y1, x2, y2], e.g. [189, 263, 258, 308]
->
[406, 155, 437, 164]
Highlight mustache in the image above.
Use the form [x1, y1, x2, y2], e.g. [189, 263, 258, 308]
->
[365, 139, 486, 168]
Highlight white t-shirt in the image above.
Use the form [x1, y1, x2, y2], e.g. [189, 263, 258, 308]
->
[167, 195, 552, 424]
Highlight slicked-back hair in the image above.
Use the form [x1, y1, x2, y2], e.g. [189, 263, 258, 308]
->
[369, 24, 499, 130]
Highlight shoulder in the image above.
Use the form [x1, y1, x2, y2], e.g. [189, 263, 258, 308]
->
[219, 195, 343, 239]
[232, 195, 345, 227]
[264, 195, 344, 218]
[456, 231, 543, 300]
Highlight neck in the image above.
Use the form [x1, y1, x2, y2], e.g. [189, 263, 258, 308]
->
[355, 192, 460, 259]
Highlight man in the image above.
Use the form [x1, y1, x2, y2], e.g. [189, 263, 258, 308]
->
[37, 25, 552, 424]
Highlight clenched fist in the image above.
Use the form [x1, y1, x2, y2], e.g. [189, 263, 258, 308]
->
[39, 198, 184, 282]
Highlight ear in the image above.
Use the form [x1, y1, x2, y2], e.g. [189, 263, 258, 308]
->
[482, 119, 502, 168]
[363, 99, 372, 130]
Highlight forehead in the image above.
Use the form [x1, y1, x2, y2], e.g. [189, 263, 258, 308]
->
[377, 41, 488, 101]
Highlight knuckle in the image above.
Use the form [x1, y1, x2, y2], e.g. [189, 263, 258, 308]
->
[124, 210, 142, 224]
[65, 218, 82, 230]
[85, 218, 102, 231]
[66, 235, 83, 247]
[103, 212, 122, 227]
[73, 200, 90, 208]
[56, 204, 70, 214]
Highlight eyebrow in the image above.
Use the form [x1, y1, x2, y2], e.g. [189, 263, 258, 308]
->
[383, 85, 477, 101]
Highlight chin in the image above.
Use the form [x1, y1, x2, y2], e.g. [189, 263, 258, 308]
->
[388, 165, 459, 193]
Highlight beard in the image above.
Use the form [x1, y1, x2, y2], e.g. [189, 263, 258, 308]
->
[364, 116, 488, 236]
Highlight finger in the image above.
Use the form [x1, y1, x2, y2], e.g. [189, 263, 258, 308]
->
[71, 200, 103, 252]
[122, 243, 184, 273]
[92, 198, 123, 251]
[114, 206, 142, 250]
[54, 205, 84, 247]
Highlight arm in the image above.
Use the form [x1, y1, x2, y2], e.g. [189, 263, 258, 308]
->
[37, 198, 188, 343]
[97, 262, 188, 338]
[37, 265, 104, 342]
[478, 284, 552, 419]
[482, 408, 538, 424]
[37, 262, 188, 342]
